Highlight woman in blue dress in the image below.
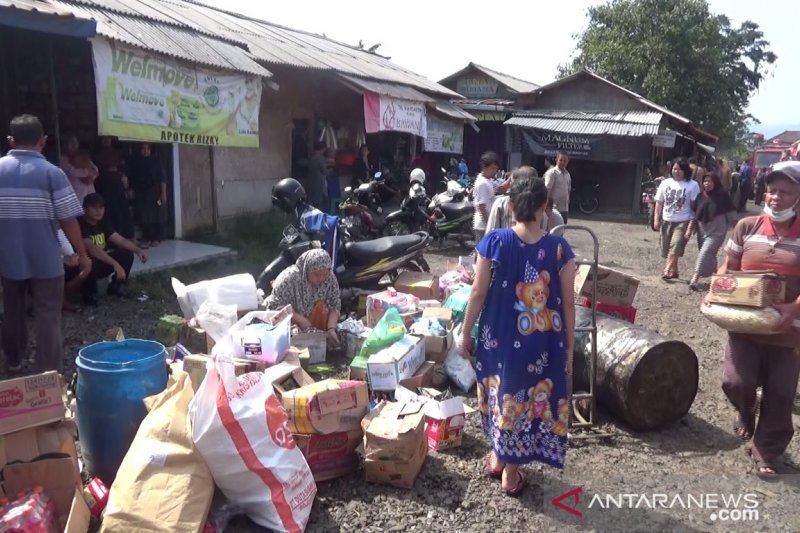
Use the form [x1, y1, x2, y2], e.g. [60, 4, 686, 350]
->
[460, 175, 576, 496]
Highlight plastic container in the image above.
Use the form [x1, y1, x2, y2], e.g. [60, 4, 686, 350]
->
[76, 340, 168, 484]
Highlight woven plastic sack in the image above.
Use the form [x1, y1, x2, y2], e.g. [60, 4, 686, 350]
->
[701, 303, 781, 335]
[190, 358, 316, 532]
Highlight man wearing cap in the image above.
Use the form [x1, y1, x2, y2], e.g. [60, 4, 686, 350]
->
[711, 160, 800, 478]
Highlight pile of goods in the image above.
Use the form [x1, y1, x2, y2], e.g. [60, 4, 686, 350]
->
[5, 262, 485, 532]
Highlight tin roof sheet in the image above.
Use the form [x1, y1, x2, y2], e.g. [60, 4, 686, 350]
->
[50, 0, 271, 77]
[339, 75, 434, 102]
[506, 110, 662, 137]
[54, 0, 458, 97]
[434, 101, 477, 122]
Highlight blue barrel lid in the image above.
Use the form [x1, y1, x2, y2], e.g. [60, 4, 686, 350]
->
[77, 339, 167, 370]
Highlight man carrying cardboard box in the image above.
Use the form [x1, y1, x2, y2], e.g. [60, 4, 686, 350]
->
[709, 161, 800, 479]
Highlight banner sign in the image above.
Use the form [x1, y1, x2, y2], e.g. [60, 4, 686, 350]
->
[364, 91, 427, 137]
[652, 129, 677, 148]
[456, 75, 499, 98]
[521, 128, 601, 158]
[424, 115, 464, 153]
[91, 39, 262, 147]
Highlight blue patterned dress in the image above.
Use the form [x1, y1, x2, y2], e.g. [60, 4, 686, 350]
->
[474, 228, 575, 469]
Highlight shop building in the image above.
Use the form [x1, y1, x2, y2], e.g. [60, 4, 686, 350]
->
[1, 0, 471, 240]
[508, 69, 718, 215]
[438, 63, 539, 171]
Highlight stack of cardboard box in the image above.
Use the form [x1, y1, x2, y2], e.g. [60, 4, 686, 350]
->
[0, 372, 91, 531]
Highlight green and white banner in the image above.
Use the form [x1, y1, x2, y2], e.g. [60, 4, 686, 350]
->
[424, 115, 464, 154]
[91, 38, 262, 147]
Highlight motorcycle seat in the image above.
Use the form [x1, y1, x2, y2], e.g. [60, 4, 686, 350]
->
[344, 232, 428, 266]
[439, 200, 473, 219]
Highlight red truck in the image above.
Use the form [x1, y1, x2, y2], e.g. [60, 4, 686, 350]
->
[750, 133, 791, 171]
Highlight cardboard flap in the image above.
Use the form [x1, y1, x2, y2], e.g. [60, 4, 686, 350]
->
[424, 397, 465, 419]
[65, 487, 91, 533]
[263, 361, 314, 395]
[366, 401, 425, 440]
[421, 308, 453, 327]
[4, 457, 80, 519]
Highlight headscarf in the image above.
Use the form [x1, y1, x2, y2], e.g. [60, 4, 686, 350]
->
[266, 249, 341, 316]
[695, 172, 735, 224]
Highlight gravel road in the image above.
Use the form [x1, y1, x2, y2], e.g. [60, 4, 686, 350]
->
[25, 214, 800, 533]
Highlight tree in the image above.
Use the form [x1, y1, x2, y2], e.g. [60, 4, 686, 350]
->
[561, 0, 776, 147]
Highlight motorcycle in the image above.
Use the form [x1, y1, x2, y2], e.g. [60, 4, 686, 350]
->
[641, 177, 664, 231]
[338, 181, 383, 241]
[383, 180, 475, 249]
[257, 200, 432, 293]
[571, 180, 600, 215]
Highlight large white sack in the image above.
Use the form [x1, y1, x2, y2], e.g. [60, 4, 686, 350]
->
[190, 358, 316, 533]
[172, 273, 258, 319]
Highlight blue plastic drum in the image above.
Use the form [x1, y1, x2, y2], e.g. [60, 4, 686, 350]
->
[76, 339, 168, 484]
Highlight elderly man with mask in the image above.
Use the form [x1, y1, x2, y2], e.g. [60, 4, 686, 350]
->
[710, 160, 800, 479]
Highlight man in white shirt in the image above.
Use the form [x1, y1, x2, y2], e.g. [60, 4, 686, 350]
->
[544, 151, 572, 223]
[472, 151, 500, 243]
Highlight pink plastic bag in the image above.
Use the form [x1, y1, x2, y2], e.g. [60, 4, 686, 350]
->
[190, 358, 317, 533]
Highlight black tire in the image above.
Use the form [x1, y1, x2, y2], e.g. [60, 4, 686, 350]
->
[456, 221, 475, 250]
[384, 221, 411, 236]
[415, 256, 431, 273]
[578, 195, 599, 215]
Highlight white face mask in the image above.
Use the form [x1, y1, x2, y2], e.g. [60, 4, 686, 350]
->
[763, 204, 797, 223]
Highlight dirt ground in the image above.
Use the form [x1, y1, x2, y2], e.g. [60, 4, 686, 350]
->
[8, 213, 800, 533]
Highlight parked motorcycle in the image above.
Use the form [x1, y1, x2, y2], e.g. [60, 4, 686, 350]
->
[383, 178, 475, 249]
[571, 180, 600, 215]
[338, 182, 383, 241]
[257, 178, 432, 292]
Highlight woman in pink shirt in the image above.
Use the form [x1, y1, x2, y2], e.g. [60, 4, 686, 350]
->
[60, 135, 98, 202]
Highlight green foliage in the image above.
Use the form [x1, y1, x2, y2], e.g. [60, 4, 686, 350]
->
[563, 0, 776, 146]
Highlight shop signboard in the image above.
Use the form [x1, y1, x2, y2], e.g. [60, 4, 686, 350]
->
[456, 75, 499, 99]
[364, 92, 427, 137]
[424, 115, 464, 154]
[652, 129, 677, 148]
[521, 129, 601, 159]
[91, 39, 262, 148]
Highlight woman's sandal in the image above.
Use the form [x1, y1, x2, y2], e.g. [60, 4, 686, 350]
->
[733, 415, 754, 441]
[748, 449, 778, 479]
[484, 453, 503, 479]
[502, 470, 528, 497]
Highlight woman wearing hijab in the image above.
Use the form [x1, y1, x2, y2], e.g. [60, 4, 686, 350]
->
[127, 143, 168, 247]
[688, 171, 737, 291]
[266, 249, 342, 346]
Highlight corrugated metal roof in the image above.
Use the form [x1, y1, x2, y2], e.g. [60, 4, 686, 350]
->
[455, 98, 515, 106]
[505, 110, 662, 137]
[52, 0, 459, 98]
[0, 0, 81, 17]
[434, 101, 477, 122]
[339, 74, 434, 102]
[439, 63, 539, 95]
[469, 63, 540, 93]
[50, 0, 272, 77]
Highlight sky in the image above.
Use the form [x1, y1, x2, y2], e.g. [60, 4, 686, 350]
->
[203, 0, 798, 136]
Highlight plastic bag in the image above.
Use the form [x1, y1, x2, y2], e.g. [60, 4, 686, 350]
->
[195, 301, 239, 344]
[172, 274, 258, 320]
[445, 323, 477, 392]
[190, 357, 316, 532]
[359, 307, 406, 358]
[444, 285, 472, 325]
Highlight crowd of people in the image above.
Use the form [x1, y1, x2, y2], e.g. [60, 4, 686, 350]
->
[0, 114, 160, 373]
[0, 112, 797, 485]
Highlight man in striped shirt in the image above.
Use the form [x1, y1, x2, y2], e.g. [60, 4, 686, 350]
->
[0, 115, 90, 373]
[714, 160, 800, 478]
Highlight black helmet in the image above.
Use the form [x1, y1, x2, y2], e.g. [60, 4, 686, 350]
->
[272, 178, 307, 213]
